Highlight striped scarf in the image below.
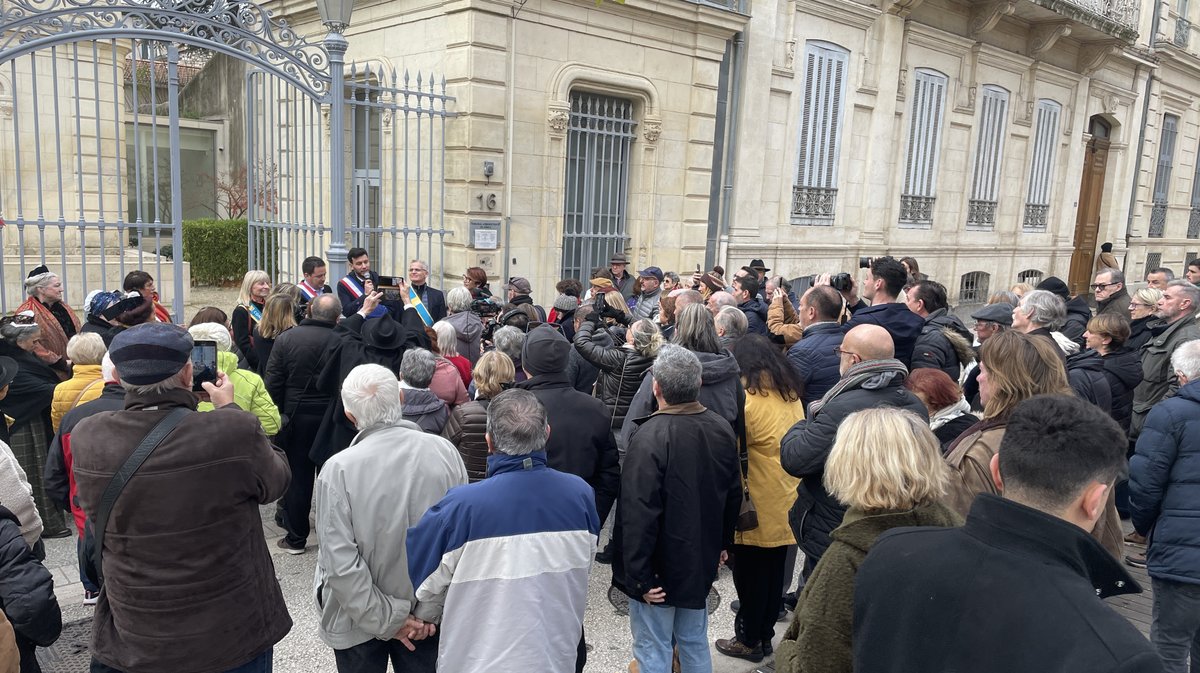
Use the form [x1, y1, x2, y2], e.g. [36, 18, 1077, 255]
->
[809, 358, 909, 415]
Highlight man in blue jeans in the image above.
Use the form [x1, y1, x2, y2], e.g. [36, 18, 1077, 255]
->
[612, 345, 741, 672]
[1131, 339, 1200, 672]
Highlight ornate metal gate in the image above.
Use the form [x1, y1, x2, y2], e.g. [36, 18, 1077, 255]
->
[0, 0, 454, 319]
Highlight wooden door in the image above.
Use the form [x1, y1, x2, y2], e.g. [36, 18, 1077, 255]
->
[1069, 135, 1110, 297]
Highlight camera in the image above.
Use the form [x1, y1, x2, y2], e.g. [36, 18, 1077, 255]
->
[831, 273, 854, 292]
[858, 257, 873, 269]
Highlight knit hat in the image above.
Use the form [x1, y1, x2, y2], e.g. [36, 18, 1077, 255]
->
[553, 294, 578, 312]
[1101, 242, 1114, 253]
[109, 323, 193, 385]
[698, 273, 724, 295]
[522, 324, 571, 376]
[188, 322, 233, 353]
[1036, 276, 1071, 300]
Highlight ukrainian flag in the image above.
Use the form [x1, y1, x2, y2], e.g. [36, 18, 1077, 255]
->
[409, 286, 434, 326]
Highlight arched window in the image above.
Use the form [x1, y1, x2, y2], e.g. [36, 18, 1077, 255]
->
[959, 271, 990, 304]
[1017, 269, 1043, 285]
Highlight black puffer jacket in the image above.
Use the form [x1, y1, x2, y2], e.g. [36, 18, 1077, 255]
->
[264, 318, 337, 415]
[619, 349, 743, 453]
[442, 398, 491, 482]
[1067, 349, 1113, 415]
[780, 370, 927, 565]
[573, 320, 656, 432]
[1101, 347, 1142, 434]
[1061, 296, 1092, 348]
[0, 505, 61, 648]
[910, 308, 974, 381]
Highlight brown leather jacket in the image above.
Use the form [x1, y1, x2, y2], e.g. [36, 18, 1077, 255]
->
[767, 296, 805, 346]
[72, 387, 292, 673]
[944, 420, 1123, 559]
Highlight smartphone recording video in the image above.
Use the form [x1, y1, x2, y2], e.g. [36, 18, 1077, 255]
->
[191, 340, 218, 391]
[377, 275, 405, 302]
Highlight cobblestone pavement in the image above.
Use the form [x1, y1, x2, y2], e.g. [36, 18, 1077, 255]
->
[40, 506, 790, 673]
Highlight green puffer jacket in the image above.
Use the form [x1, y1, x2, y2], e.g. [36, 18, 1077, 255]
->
[775, 501, 962, 673]
[197, 351, 281, 435]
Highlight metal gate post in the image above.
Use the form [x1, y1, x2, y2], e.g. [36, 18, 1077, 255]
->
[166, 44, 185, 321]
[324, 29, 348, 280]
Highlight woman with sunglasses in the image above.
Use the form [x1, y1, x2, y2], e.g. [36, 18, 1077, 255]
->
[1128, 287, 1163, 352]
[17, 266, 78, 362]
[0, 312, 71, 538]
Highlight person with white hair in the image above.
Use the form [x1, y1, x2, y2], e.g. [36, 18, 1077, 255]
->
[49, 333, 107, 432]
[399, 348, 450, 434]
[408, 389, 600, 673]
[444, 286, 483, 365]
[429, 322, 469, 409]
[17, 265, 78, 361]
[314, 363, 467, 671]
[188, 322, 281, 435]
[1128, 338, 1200, 668]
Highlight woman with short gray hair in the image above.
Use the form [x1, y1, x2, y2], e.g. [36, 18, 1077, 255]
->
[400, 348, 450, 434]
[445, 286, 483, 365]
[17, 265, 78, 361]
[1012, 290, 1071, 357]
[0, 313, 71, 537]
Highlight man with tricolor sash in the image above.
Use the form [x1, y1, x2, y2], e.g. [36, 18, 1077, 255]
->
[297, 256, 332, 306]
[337, 248, 382, 318]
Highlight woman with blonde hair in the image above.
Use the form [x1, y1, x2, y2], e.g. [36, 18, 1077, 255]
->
[442, 350, 514, 481]
[251, 293, 297, 376]
[1010, 282, 1034, 299]
[574, 316, 661, 434]
[1128, 286, 1162, 351]
[776, 407, 960, 673]
[231, 270, 272, 371]
[50, 333, 107, 431]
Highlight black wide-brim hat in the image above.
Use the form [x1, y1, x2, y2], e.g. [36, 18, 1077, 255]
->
[361, 316, 404, 351]
[749, 258, 770, 272]
[0, 356, 17, 389]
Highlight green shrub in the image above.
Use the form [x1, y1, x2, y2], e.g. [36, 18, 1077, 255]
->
[182, 219, 248, 285]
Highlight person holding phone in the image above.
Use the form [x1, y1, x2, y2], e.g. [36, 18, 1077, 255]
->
[188, 323, 281, 436]
[337, 248, 382, 318]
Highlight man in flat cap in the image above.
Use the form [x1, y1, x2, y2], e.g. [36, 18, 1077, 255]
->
[962, 302, 1013, 410]
[72, 323, 292, 673]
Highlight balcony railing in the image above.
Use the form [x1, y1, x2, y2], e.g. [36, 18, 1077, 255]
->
[966, 199, 997, 229]
[1032, 0, 1140, 35]
[791, 186, 837, 224]
[899, 194, 935, 228]
[1177, 17, 1192, 46]
[1023, 203, 1049, 231]
[1149, 202, 1167, 238]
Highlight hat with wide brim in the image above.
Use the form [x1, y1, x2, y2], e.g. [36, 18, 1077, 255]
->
[749, 259, 771, 272]
[0, 357, 16, 389]
[609, 253, 628, 265]
[361, 315, 405, 351]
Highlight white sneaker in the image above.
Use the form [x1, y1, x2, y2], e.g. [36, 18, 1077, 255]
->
[83, 590, 100, 606]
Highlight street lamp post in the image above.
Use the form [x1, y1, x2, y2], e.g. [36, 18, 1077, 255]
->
[317, 0, 354, 280]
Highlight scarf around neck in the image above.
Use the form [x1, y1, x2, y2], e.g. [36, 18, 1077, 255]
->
[809, 358, 908, 415]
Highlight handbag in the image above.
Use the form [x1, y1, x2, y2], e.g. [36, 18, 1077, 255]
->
[733, 379, 758, 532]
[80, 407, 190, 588]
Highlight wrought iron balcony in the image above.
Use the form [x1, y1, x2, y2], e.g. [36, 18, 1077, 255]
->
[966, 199, 997, 229]
[1188, 206, 1200, 239]
[899, 194, 935, 228]
[1149, 202, 1167, 238]
[1176, 17, 1192, 47]
[1023, 203, 1049, 231]
[1011, 0, 1140, 43]
[791, 185, 837, 224]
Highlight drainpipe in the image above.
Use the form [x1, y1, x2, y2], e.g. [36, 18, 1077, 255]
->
[502, 5, 519, 288]
[1125, 1, 1164, 251]
[706, 38, 734, 269]
[710, 32, 744, 270]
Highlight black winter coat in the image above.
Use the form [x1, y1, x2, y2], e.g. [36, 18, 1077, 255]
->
[779, 372, 926, 564]
[933, 412, 980, 452]
[1067, 349, 1113, 415]
[79, 317, 122, 347]
[1102, 347, 1142, 434]
[409, 284, 447, 323]
[1129, 316, 1155, 352]
[516, 373, 620, 522]
[619, 349, 743, 452]
[843, 303, 924, 367]
[264, 319, 337, 417]
[614, 403, 740, 610]
[0, 343, 60, 432]
[739, 298, 768, 336]
[0, 506, 61, 648]
[573, 320, 655, 432]
[854, 494, 1158, 673]
[1061, 296, 1092, 347]
[442, 398, 490, 482]
[910, 308, 973, 381]
[231, 302, 264, 372]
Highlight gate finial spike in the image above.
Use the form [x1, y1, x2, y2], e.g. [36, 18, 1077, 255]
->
[404, 69, 410, 87]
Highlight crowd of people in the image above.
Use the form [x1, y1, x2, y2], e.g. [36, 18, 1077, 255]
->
[0, 248, 1198, 673]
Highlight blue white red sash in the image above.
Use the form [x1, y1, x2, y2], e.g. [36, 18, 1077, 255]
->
[339, 274, 366, 299]
[299, 280, 321, 301]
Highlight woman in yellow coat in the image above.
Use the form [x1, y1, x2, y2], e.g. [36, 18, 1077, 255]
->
[49, 333, 107, 432]
[714, 333, 804, 663]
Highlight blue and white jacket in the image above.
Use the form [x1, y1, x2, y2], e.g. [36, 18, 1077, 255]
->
[407, 451, 600, 673]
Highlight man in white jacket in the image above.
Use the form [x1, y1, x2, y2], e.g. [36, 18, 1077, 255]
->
[313, 363, 468, 671]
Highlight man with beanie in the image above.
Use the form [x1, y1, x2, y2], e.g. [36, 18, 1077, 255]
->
[71, 323, 292, 673]
[1037, 276, 1091, 347]
[515, 325, 619, 672]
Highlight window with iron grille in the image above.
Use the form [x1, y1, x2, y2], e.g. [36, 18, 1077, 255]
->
[560, 92, 636, 282]
[899, 69, 948, 228]
[959, 271, 991, 304]
[1178, 0, 1193, 46]
[792, 41, 848, 226]
[1188, 138, 1200, 239]
[967, 86, 1009, 230]
[1017, 269, 1043, 285]
[1023, 99, 1061, 231]
[1151, 114, 1179, 239]
[1187, 251, 1198, 268]
[1146, 252, 1163, 274]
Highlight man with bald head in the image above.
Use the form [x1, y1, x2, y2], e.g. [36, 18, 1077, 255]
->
[707, 291, 737, 317]
[780, 324, 927, 579]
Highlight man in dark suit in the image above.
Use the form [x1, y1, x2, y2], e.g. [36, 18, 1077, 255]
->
[336, 247, 381, 318]
[297, 256, 333, 306]
[407, 259, 446, 324]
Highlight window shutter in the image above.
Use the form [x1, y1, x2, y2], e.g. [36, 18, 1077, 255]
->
[1151, 114, 1179, 238]
[1022, 99, 1061, 230]
[793, 41, 848, 224]
[967, 85, 1009, 228]
[899, 69, 948, 226]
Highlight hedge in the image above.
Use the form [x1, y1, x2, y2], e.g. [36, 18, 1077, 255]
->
[182, 218, 250, 285]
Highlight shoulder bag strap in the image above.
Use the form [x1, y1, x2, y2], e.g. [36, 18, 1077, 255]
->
[735, 378, 749, 485]
[91, 407, 190, 579]
[70, 378, 104, 411]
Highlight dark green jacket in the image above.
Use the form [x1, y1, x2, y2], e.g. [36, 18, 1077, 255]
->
[775, 501, 961, 673]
